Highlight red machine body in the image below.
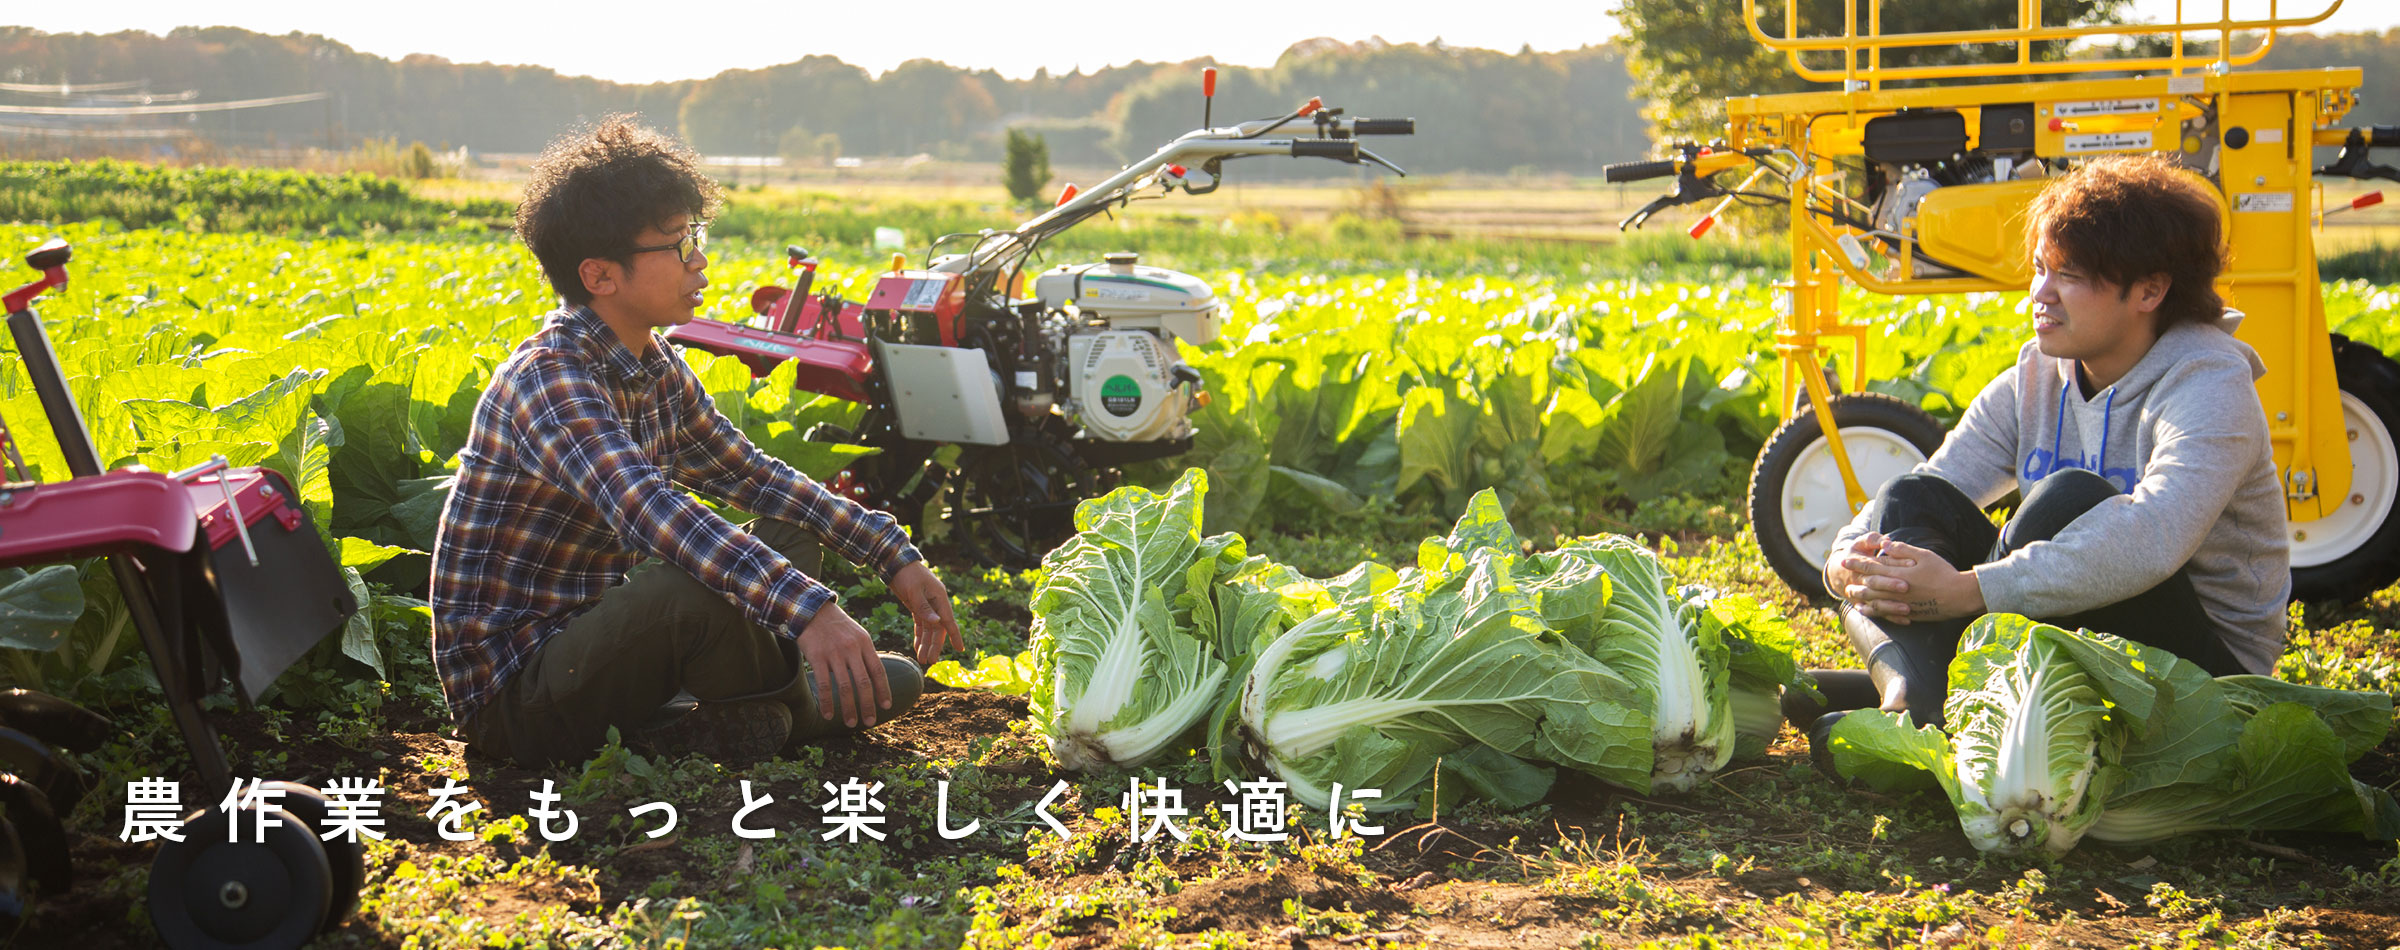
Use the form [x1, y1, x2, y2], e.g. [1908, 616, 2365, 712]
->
[0, 470, 198, 568]
[669, 315, 874, 403]
[865, 271, 967, 345]
[188, 467, 308, 550]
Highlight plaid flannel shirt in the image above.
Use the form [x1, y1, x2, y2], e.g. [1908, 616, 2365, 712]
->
[431, 305, 920, 724]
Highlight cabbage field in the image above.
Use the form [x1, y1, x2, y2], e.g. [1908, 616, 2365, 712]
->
[4, 216, 2400, 948]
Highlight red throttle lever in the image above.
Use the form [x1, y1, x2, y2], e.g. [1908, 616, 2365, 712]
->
[3, 239, 70, 313]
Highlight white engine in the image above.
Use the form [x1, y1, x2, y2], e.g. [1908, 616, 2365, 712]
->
[1036, 253, 1214, 442]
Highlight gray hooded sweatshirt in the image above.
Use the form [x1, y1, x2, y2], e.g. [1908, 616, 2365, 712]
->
[1832, 313, 2291, 674]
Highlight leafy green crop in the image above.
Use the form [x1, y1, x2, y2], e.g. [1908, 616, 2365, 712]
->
[0, 223, 857, 703]
[1829, 615, 2400, 856]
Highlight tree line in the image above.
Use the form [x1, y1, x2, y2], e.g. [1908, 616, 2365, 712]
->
[0, 27, 1646, 175]
[2, 24, 2394, 176]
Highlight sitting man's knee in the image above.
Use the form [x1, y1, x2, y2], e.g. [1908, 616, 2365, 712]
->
[1876, 471, 1969, 509]
[2024, 468, 2119, 511]
[747, 518, 825, 573]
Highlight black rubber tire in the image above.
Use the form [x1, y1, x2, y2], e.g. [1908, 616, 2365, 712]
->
[148, 805, 332, 950]
[256, 782, 364, 932]
[0, 774, 68, 895]
[0, 689, 111, 753]
[1747, 393, 1949, 601]
[2290, 336, 2400, 603]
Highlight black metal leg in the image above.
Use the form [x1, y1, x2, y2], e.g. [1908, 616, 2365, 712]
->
[111, 553, 230, 800]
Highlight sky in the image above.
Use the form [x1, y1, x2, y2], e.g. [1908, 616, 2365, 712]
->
[12, 0, 2397, 85]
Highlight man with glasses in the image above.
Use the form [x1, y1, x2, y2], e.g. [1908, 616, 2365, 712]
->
[432, 116, 963, 768]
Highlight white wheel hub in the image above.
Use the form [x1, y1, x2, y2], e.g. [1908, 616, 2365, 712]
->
[1779, 426, 1931, 563]
[2292, 390, 2399, 568]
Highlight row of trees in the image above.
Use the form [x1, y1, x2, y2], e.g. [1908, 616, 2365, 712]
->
[4, 22, 2395, 174]
[0, 27, 1648, 174]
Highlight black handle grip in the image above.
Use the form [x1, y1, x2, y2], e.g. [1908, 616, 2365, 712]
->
[1292, 140, 1360, 160]
[1352, 118, 1414, 135]
[2374, 126, 2400, 148]
[25, 239, 69, 271]
[1604, 159, 1678, 183]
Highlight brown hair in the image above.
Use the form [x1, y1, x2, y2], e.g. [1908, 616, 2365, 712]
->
[517, 115, 722, 306]
[2025, 154, 2228, 331]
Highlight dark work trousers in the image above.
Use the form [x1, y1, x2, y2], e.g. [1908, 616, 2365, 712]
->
[460, 519, 822, 767]
[1806, 470, 2249, 728]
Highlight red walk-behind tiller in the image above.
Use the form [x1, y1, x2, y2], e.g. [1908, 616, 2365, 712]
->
[1, 239, 362, 948]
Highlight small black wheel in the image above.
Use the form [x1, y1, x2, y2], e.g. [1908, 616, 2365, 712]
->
[2290, 336, 2400, 603]
[945, 423, 1095, 568]
[0, 774, 69, 895]
[257, 782, 364, 932]
[0, 813, 25, 922]
[148, 805, 332, 950]
[1747, 393, 1948, 600]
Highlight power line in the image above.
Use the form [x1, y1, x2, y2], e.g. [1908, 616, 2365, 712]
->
[0, 92, 328, 117]
[0, 80, 148, 93]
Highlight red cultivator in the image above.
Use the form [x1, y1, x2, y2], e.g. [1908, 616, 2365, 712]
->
[2, 239, 363, 948]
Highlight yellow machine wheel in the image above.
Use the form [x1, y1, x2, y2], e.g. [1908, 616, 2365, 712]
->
[1746, 393, 1947, 600]
[2290, 336, 2400, 603]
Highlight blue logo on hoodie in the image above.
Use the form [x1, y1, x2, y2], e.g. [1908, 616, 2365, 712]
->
[2021, 448, 2138, 494]
[2022, 379, 2137, 494]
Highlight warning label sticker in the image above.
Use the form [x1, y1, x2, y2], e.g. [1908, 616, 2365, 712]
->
[1087, 283, 1151, 302]
[1100, 375, 1144, 417]
[2234, 192, 2295, 213]
[2063, 131, 2153, 154]
[2056, 98, 2158, 117]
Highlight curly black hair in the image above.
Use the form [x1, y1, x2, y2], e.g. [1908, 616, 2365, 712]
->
[516, 115, 723, 305]
[2027, 155, 2228, 333]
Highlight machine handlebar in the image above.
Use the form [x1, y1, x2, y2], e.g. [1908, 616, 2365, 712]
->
[1292, 140, 1362, 160]
[1604, 159, 1679, 183]
[1349, 118, 1415, 135]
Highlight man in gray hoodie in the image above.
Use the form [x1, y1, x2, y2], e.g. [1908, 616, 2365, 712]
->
[1793, 155, 2290, 748]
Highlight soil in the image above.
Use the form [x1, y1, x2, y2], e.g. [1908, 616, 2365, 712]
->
[16, 686, 2400, 948]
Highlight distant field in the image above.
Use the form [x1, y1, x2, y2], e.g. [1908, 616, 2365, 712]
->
[414, 171, 2398, 249]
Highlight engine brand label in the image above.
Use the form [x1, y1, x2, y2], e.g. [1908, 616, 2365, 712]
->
[1100, 375, 1143, 416]
[2234, 192, 2294, 213]
[902, 279, 945, 310]
[2056, 98, 2158, 117]
[2062, 131, 2152, 154]
[1087, 283, 1151, 301]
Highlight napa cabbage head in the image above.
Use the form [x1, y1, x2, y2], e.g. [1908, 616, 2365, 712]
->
[1830, 619, 2400, 854]
[1554, 535, 1735, 794]
[1237, 551, 1651, 811]
[2088, 679, 2400, 844]
[1832, 616, 2155, 854]
[1237, 494, 1651, 811]
[1030, 469, 1245, 770]
[1941, 616, 2162, 854]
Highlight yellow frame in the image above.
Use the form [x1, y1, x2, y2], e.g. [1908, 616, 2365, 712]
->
[1714, 1, 2362, 524]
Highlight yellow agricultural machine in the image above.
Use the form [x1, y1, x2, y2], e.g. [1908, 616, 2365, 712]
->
[1610, 0, 2400, 603]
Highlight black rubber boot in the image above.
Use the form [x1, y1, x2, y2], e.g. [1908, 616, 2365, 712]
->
[786, 654, 925, 742]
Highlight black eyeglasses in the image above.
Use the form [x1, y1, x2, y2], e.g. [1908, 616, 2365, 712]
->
[627, 223, 707, 264]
